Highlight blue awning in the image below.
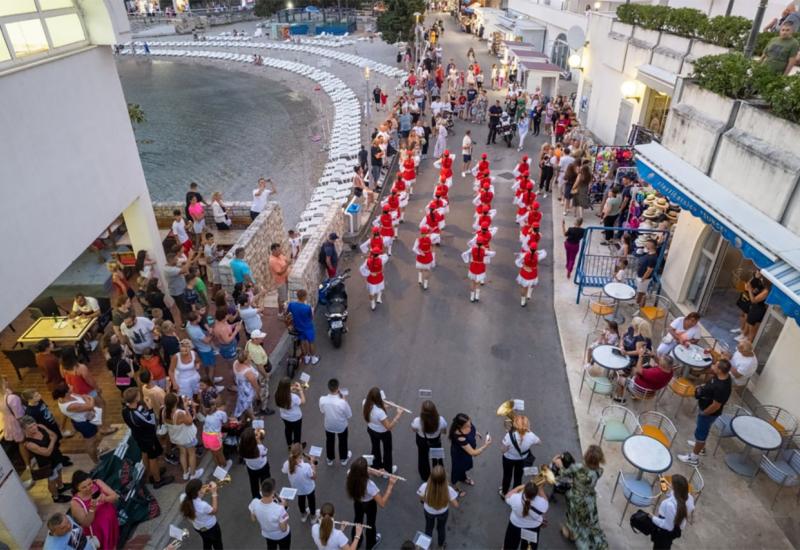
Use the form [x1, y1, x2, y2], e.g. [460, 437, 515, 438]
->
[635, 142, 800, 323]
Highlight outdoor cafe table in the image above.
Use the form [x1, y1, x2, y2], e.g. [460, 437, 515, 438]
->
[602, 282, 636, 325]
[671, 343, 713, 377]
[16, 316, 96, 346]
[591, 344, 631, 372]
[623, 434, 673, 481]
[724, 415, 782, 477]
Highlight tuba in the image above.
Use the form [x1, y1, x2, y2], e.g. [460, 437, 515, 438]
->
[530, 464, 556, 487]
[496, 400, 515, 430]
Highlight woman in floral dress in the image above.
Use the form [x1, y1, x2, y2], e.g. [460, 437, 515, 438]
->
[554, 445, 608, 550]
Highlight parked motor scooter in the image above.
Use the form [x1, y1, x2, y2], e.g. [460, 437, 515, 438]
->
[318, 269, 350, 348]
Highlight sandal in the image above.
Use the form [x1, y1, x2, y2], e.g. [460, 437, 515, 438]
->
[464, 477, 475, 486]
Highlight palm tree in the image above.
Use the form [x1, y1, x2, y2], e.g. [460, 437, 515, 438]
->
[128, 103, 146, 126]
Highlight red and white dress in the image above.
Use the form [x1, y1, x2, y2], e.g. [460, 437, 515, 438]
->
[402, 157, 417, 187]
[429, 197, 449, 216]
[377, 211, 396, 246]
[413, 234, 436, 270]
[516, 204, 542, 226]
[520, 231, 542, 253]
[468, 227, 496, 247]
[513, 156, 531, 177]
[462, 245, 496, 284]
[421, 210, 445, 243]
[515, 249, 548, 287]
[472, 188, 494, 206]
[434, 183, 450, 201]
[359, 253, 389, 294]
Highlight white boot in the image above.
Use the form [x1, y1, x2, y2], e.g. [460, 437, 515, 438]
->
[470, 291, 475, 302]
[521, 296, 526, 307]
[423, 278, 428, 290]
[475, 288, 481, 301]
[418, 272, 423, 285]
[370, 300, 376, 311]
[376, 292, 383, 304]
[526, 287, 533, 299]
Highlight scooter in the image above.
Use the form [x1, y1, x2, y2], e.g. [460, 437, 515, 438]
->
[318, 268, 350, 348]
[500, 118, 516, 148]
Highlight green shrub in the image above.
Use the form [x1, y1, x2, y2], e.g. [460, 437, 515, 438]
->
[638, 5, 671, 29]
[616, 3, 636, 25]
[665, 8, 707, 39]
[691, 53, 756, 98]
[760, 75, 800, 123]
[704, 15, 753, 49]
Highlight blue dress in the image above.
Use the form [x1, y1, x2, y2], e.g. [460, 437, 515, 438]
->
[450, 424, 476, 483]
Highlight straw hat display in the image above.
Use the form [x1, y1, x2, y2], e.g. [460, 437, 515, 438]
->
[642, 206, 663, 220]
[655, 197, 669, 210]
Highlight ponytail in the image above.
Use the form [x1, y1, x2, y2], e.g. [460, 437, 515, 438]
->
[319, 502, 335, 545]
[521, 482, 536, 517]
[671, 474, 690, 529]
[288, 443, 302, 475]
[180, 479, 202, 520]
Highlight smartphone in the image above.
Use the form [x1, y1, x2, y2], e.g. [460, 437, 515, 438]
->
[92, 489, 102, 500]
[611, 348, 623, 357]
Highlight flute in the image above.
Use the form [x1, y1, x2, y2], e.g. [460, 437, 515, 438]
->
[334, 520, 373, 529]
[383, 399, 411, 414]
[367, 466, 407, 481]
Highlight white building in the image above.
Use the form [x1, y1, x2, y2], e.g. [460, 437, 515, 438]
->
[0, 0, 165, 334]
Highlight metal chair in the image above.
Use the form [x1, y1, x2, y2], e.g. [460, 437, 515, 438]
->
[638, 293, 674, 339]
[595, 404, 641, 444]
[659, 467, 704, 523]
[2, 349, 38, 380]
[611, 471, 660, 525]
[580, 331, 614, 411]
[27, 296, 65, 319]
[660, 376, 696, 417]
[711, 405, 752, 456]
[753, 405, 798, 451]
[582, 290, 616, 330]
[749, 450, 800, 509]
[638, 410, 678, 449]
[624, 379, 662, 411]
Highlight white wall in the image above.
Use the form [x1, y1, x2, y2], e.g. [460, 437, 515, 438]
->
[660, 210, 707, 301]
[0, 46, 158, 330]
[751, 318, 800, 421]
[507, 0, 587, 56]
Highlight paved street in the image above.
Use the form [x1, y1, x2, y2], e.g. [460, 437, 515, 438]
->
[194, 17, 580, 550]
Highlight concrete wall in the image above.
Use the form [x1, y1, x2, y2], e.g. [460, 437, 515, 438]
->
[506, 0, 587, 59]
[660, 210, 707, 301]
[751, 318, 800, 421]
[288, 204, 345, 308]
[217, 202, 288, 292]
[0, 46, 161, 330]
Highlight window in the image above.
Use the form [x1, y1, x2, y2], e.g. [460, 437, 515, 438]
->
[551, 34, 570, 71]
[0, 0, 37, 17]
[6, 19, 49, 57]
[0, 0, 86, 65]
[46, 13, 84, 47]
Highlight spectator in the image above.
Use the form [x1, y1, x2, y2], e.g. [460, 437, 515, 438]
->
[185, 181, 205, 218]
[59, 349, 116, 436]
[44, 512, 96, 550]
[760, 21, 799, 74]
[106, 342, 138, 395]
[53, 384, 99, 463]
[320, 233, 339, 279]
[554, 445, 607, 548]
[288, 229, 302, 261]
[71, 293, 100, 320]
[139, 347, 168, 389]
[171, 209, 193, 256]
[251, 177, 277, 221]
[268, 243, 291, 315]
[188, 195, 206, 244]
[210, 192, 231, 231]
[729, 340, 758, 391]
[186, 312, 217, 381]
[562, 217, 585, 279]
[163, 253, 191, 325]
[69, 470, 120, 550]
[143, 279, 173, 323]
[286, 289, 319, 365]
[20, 416, 70, 502]
[634, 474, 694, 549]
[656, 313, 702, 357]
[22, 389, 73, 452]
[120, 312, 156, 356]
[121, 388, 174, 489]
[139, 369, 166, 415]
[613, 354, 675, 402]
[679, 359, 733, 466]
[635, 240, 659, 307]
[230, 247, 255, 286]
[600, 185, 623, 244]
[35, 339, 66, 395]
[159, 320, 181, 366]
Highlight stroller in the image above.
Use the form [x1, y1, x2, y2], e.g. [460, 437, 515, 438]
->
[440, 108, 455, 135]
[588, 180, 604, 209]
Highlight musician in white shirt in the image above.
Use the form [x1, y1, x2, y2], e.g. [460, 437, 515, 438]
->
[503, 481, 549, 549]
[319, 378, 353, 466]
[500, 415, 541, 495]
[249, 478, 291, 549]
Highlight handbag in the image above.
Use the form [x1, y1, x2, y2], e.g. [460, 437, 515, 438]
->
[736, 291, 751, 312]
[630, 509, 655, 535]
[73, 494, 102, 548]
[509, 430, 535, 467]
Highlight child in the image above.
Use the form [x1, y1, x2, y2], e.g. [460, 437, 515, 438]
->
[202, 396, 232, 471]
[614, 258, 629, 282]
[584, 319, 621, 375]
[189, 267, 208, 307]
[183, 274, 201, 310]
[121, 387, 174, 488]
[21, 389, 73, 465]
[140, 347, 167, 389]
[288, 229, 302, 260]
[203, 232, 221, 286]
[199, 377, 221, 415]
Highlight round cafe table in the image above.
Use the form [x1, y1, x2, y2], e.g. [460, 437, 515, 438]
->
[603, 282, 636, 325]
[591, 345, 631, 372]
[671, 344, 713, 376]
[724, 415, 782, 477]
[623, 434, 673, 480]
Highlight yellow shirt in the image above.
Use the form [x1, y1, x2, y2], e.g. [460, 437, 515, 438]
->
[246, 340, 268, 368]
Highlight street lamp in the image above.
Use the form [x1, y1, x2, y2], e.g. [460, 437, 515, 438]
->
[621, 80, 640, 102]
[364, 66, 371, 121]
[568, 53, 582, 71]
[413, 11, 421, 69]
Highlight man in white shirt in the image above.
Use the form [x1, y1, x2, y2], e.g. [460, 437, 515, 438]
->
[556, 147, 575, 189]
[71, 293, 100, 319]
[249, 479, 291, 548]
[319, 378, 353, 466]
[171, 209, 192, 255]
[656, 312, 702, 356]
[120, 312, 155, 356]
[431, 98, 444, 117]
[250, 177, 277, 221]
[461, 130, 473, 177]
[729, 340, 758, 388]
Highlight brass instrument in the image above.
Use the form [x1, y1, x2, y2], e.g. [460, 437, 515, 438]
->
[367, 466, 407, 481]
[496, 399, 516, 430]
[291, 381, 307, 393]
[529, 464, 556, 487]
[166, 527, 189, 549]
[383, 399, 411, 414]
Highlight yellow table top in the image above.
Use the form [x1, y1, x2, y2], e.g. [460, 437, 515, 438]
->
[17, 316, 96, 345]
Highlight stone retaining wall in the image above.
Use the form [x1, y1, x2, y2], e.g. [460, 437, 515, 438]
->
[288, 204, 345, 308]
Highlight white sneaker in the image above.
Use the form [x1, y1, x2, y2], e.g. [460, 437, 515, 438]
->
[327, 459, 334, 466]
[214, 385, 226, 393]
[62, 430, 75, 438]
[341, 450, 352, 466]
[310, 356, 320, 365]
[304, 355, 311, 365]
[21, 477, 34, 490]
[461, 171, 466, 177]
[225, 459, 233, 471]
[300, 511, 309, 523]
[213, 376, 224, 383]
[191, 468, 204, 480]
[730, 328, 742, 334]
[735, 334, 748, 342]
[373, 533, 383, 548]
[183, 471, 190, 481]
[677, 453, 699, 466]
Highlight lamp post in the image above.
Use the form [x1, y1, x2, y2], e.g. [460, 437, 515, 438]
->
[413, 11, 421, 70]
[364, 66, 371, 122]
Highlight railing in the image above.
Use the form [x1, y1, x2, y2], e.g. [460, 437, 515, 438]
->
[343, 152, 400, 248]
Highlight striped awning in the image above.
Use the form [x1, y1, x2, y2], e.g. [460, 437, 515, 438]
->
[762, 261, 800, 321]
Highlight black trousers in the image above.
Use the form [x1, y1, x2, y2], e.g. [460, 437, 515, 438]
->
[282, 418, 302, 446]
[246, 461, 271, 500]
[424, 509, 449, 546]
[487, 124, 499, 144]
[265, 532, 291, 550]
[503, 522, 540, 550]
[196, 523, 224, 550]
[416, 434, 443, 481]
[532, 120, 540, 135]
[298, 489, 316, 515]
[539, 171, 553, 193]
[367, 428, 393, 472]
[602, 215, 619, 241]
[326, 428, 349, 461]
[352, 499, 378, 549]
[502, 456, 525, 494]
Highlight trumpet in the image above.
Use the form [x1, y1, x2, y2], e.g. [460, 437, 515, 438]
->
[367, 466, 407, 481]
[383, 399, 411, 414]
[167, 528, 190, 549]
[291, 381, 308, 392]
[529, 464, 556, 487]
[496, 399, 518, 430]
[334, 520, 373, 530]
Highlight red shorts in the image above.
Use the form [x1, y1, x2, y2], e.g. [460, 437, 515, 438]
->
[326, 266, 337, 278]
[181, 239, 192, 254]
